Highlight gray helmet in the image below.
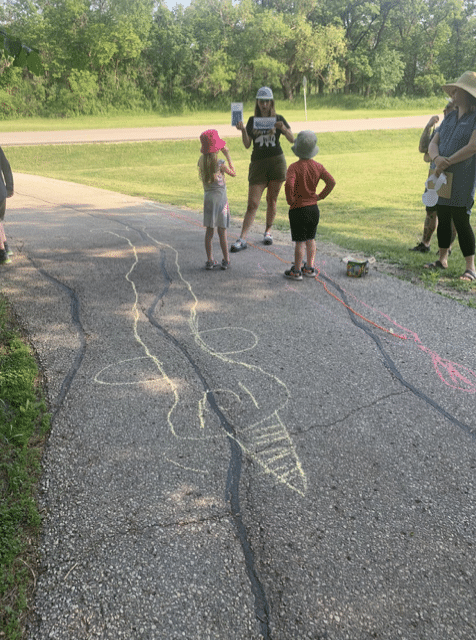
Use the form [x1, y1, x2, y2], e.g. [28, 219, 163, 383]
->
[256, 86, 273, 100]
[291, 130, 320, 159]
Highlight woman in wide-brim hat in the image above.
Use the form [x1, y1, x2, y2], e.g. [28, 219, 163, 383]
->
[231, 86, 294, 252]
[426, 71, 476, 281]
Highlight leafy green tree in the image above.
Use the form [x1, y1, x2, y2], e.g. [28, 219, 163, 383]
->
[393, 0, 460, 95]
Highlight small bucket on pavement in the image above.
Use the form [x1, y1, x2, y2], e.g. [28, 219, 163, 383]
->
[342, 255, 374, 278]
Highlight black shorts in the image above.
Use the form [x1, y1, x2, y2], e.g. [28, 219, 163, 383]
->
[289, 204, 320, 241]
[248, 154, 287, 185]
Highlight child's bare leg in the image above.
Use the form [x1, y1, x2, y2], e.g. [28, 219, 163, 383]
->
[217, 227, 229, 262]
[294, 241, 305, 271]
[306, 239, 316, 268]
[0, 223, 6, 250]
[205, 227, 214, 261]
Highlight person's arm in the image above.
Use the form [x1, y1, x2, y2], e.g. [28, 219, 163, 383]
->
[0, 148, 13, 196]
[275, 119, 294, 143]
[220, 147, 236, 177]
[284, 168, 295, 206]
[428, 132, 440, 169]
[434, 129, 476, 175]
[419, 115, 439, 153]
[316, 166, 336, 201]
[236, 120, 252, 149]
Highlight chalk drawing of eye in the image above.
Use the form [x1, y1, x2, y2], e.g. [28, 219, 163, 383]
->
[196, 327, 258, 355]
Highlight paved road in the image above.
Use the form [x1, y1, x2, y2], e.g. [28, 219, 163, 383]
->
[2, 114, 434, 145]
[2, 167, 475, 640]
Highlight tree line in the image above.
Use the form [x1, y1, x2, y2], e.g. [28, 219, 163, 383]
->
[1, 0, 475, 118]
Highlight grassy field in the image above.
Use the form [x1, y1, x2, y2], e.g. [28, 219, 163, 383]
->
[0, 297, 50, 640]
[0, 95, 445, 131]
[6, 127, 472, 278]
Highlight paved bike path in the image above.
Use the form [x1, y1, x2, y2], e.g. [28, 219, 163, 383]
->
[2, 169, 476, 640]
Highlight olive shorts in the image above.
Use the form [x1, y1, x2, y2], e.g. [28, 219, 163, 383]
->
[248, 154, 287, 185]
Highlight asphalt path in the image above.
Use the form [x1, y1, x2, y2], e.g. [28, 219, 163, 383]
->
[1, 121, 476, 640]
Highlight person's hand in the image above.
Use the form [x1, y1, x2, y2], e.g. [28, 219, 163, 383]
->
[428, 115, 439, 127]
[236, 121, 244, 131]
[434, 155, 450, 176]
[275, 120, 286, 132]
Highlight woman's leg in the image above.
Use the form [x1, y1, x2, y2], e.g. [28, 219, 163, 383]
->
[450, 207, 476, 278]
[422, 209, 437, 246]
[205, 227, 214, 261]
[435, 205, 453, 267]
[265, 180, 284, 232]
[240, 183, 267, 238]
[0, 222, 5, 250]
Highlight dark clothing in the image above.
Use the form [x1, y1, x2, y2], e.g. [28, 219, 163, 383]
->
[246, 115, 290, 161]
[437, 110, 476, 210]
[289, 204, 320, 242]
[437, 205, 475, 256]
[0, 147, 13, 202]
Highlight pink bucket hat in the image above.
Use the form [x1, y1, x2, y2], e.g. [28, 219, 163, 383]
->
[200, 129, 226, 154]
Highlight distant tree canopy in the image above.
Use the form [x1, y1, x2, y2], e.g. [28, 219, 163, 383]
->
[0, 0, 475, 116]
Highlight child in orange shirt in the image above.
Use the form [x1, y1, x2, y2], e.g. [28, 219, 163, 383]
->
[284, 131, 335, 280]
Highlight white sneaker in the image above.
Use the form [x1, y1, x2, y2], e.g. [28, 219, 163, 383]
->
[263, 232, 273, 245]
[230, 238, 247, 252]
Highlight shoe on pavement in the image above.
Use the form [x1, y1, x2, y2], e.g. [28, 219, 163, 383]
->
[284, 265, 302, 280]
[302, 263, 316, 277]
[4, 243, 12, 256]
[230, 238, 247, 252]
[205, 260, 219, 270]
[263, 232, 273, 245]
[0, 249, 12, 264]
[409, 242, 430, 253]
[221, 259, 230, 270]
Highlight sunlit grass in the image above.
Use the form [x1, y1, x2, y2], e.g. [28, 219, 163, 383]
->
[0, 297, 51, 640]
[0, 95, 445, 131]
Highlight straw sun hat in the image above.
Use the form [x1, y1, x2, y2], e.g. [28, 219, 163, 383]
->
[442, 70, 476, 100]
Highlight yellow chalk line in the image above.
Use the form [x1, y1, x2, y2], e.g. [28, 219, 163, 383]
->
[143, 232, 307, 496]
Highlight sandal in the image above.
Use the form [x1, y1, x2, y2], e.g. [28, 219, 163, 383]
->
[424, 260, 447, 270]
[460, 269, 476, 282]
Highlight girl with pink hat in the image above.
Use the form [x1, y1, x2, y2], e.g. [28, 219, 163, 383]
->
[198, 129, 236, 269]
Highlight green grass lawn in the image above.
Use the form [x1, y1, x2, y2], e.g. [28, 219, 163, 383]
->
[8, 124, 475, 294]
[0, 96, 444, 131]
[5, 128, 463, 266]
[0, 297, 50, 640]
